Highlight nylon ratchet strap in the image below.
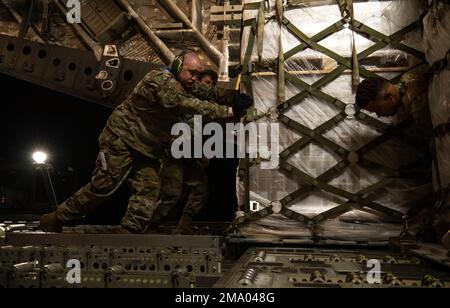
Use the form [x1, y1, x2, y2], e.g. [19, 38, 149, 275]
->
[257, 1, 265, 62]
[240, 18, 258, 212]
[242, 18, 256, 122]
[311, 177, 396, 224]
[283, 16, 353, 69]
[237, 4, 428, 229]
[352, 19, 425, 61]
[279, 112, 346, 160]
[284, 19, 346, 59]
[278, 35, 286, 104]
[280, 160, 352, 207]
[279, 114, 349, 157]
[232, 206, 274, 226]
[280, 161, 404, 220]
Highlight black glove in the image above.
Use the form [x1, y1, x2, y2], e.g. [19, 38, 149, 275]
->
[232, 93, 253, 118]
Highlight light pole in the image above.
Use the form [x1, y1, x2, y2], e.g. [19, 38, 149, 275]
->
[32, 151, 58, 210]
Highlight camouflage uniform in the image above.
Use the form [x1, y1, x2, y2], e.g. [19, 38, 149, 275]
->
[397, 66, 432, 136]
[396, 67, 450, 238]
[152, 157, 209, 223]
[396, 67, 433, 177]
[151, 82, 233, 225]
[56, 127, 160, 232]
[55, 68, 229, 232]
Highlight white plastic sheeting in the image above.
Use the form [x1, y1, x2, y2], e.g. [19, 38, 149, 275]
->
[423, 4, 450, 65]
[423, 4, 450, 233]
[237, 0, 433, 242]
[241, 0, 424, 62]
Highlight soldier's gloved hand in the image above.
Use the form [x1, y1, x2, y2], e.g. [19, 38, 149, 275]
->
[232, 93, 253, 118]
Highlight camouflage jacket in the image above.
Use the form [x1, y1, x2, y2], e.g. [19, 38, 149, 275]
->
[106, 68, 230, 158]
[398, 65, 432, 135]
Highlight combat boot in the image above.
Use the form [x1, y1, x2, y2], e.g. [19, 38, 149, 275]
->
[39, 212, 64, 233]
[116, 224, 141, 234]
[172, 214, 194, 235]
[147, 213, 164, 233]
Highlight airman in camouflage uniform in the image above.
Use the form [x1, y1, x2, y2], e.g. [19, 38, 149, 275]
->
[150, 69, 222, 234]
[355, 65, 430, 128]
[151, 157, 209, 234]
[355, 66, 450, 240]
[39, 53, 237, 233]
[396, 66, 432, 136]
[390, 68, 450, 241]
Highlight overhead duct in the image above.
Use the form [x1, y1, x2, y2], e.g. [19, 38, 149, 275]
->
[159, 0, 223, 66]
[117, 0, 174, 65]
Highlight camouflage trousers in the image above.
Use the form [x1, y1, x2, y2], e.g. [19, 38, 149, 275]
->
[151, 157, 208, 223]
[56, 127, 160, 233]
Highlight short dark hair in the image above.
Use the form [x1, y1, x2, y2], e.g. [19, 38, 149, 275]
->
[198, 69, 218, 83]
[355, 77, 388, 109]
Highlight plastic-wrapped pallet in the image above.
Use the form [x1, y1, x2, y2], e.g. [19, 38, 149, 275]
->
[423, 2, 450, 239]
[236, 0, 433, 242]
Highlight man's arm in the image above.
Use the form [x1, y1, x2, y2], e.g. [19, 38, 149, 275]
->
[188, 82, 234, 105]
[143, 70, 232, 120]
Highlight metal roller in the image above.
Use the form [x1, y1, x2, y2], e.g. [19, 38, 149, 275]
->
[422, 275, 444, 288]
[383, 272, 403, 286]
[11, 260, 39, 273]
[106, 265, 126, 275]
[253, 250, 266, 262]
[310, 270, 326, 283]
[238, 267, 258, 286]
[43, 263, 64, 274]
[345, 272, 363, 285]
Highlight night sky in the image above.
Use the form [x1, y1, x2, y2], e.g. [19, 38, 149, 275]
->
[0, 73, 237, 224]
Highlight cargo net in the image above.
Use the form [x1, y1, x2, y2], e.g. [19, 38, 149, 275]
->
[234, 0, 432, 242]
